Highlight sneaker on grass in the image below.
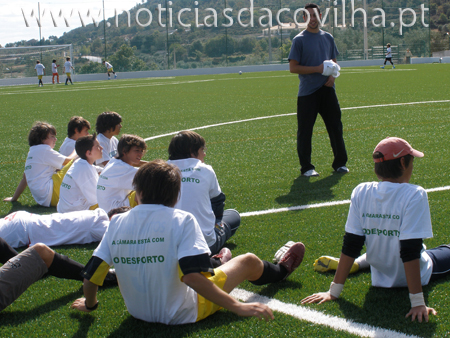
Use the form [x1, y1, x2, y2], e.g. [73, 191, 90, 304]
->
[274, 241, 305, 280]
[212, 247, 232, 265]
[302, 169, 319, 177]
[335, 166, 349, 174]
[313, 256, 359, 274]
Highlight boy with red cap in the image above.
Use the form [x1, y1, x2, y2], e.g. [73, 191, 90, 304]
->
[303, 137, 450, 323]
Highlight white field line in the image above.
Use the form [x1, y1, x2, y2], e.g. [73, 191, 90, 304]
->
[0, 74, 292, 96]
[230, 289, 419, 338]
[144, 99, 450, 142]
[0, 68, 414, 96]
[240, 186, 450, 217]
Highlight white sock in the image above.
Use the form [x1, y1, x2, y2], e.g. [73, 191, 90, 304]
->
[355, 253, 370, 270]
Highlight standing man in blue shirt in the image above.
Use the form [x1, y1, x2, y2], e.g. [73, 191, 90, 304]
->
[288, 3, 348, 177]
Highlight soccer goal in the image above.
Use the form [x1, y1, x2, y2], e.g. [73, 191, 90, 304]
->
[0, 44, 73, 79]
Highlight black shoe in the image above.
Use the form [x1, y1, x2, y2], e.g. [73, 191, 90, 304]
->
[102, 269, 118, 287]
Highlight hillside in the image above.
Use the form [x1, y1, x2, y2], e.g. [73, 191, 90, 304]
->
[1, 0, 449, 77]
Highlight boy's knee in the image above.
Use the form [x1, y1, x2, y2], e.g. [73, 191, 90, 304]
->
[240, 253, 261, 266]
[31, 243, 54, 268]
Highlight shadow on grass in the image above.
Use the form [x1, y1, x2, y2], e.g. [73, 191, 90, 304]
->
[69, 312, 96, 338]
[1, 201, 57, 218]
[106, 310, 247, 338]
[337, 287, 437, 338]
[257, 279, 303, 299]
[1, 289, 83, 326]
[275, 173, 345, 206]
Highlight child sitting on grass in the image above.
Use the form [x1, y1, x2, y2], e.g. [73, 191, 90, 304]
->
[95, 111, 122, 167]
[302, 137, 450, 323]
[71, 159, 305, 324]
[57, 134, 103, 213]
[59, 116, 91, 156]
[4, 122, 78, 207]
[97, 134, 147, 213]
[167, 131, 240, 261]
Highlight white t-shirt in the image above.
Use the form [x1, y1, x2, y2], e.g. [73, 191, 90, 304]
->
[345, 181, 433, 288]
[57, 158, 99, 213]
[167, 158, 222, 246]
[93, 204, 210, 324]
[104, 61, 113, 69]
[52, 62, 58, 74]
[59, 137, 75, 156]
[95, 133, 119, 166]
[35, 64, 45, 76]
[24, 144, 66, 207]
[64, 61, 72, 73]
[386, 47, 392, 58]
[97, 158, 137, 213]
[0, 209, 109, 248]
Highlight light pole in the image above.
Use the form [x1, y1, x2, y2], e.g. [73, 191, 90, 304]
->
[224, 0, 228, 66]
[103, 0, 107, 61]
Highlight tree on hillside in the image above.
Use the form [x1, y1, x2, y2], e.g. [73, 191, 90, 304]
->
[109, 44, 148, 71]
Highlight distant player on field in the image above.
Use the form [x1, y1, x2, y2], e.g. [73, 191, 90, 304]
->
[102, 60, 117, 80]
[302, 137, 450, 323]
[381, 43, 395, 69]
[51, 59, 60, 84]
[64, 57, 74, 85]
[35, 60, 45, 87]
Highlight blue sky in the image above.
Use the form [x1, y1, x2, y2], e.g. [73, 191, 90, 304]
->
[0, 0, 140, 46]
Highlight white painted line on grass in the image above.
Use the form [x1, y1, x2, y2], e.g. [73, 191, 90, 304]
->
[144, 99, 450, 142]
[230, 288, 419, 338]
[241, 186, 450, 217]
[241, 200, 351, 217]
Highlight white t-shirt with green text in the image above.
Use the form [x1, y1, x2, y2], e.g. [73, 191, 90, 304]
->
[93, 204, 210, 324]
[345, 181, 433, 288]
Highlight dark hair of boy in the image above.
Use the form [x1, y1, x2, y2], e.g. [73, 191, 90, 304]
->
[28, 122, 57, 147]
[133, 160, 181, 207]
[75, 133, 97, 160]
[168, 131, 205, 160]
[36, 60, 40, 64]
[107, 206, 131, 219]
[373, 152, 413, 179]
[68, 116, 91, 137]
[304, 3, 320, 14]
[53, 59, 56, 63]
[117, 134, 147, 159]
[95, 112, 123, 134]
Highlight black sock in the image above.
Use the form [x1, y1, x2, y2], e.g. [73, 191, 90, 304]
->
[0, 238, 19, 264]
[210, 257, 221, 268]
[250, 261, 288, 285]
[47, 252, 84, 281]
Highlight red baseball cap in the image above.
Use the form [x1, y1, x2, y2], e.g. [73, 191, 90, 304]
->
[373, 137, 424, 163]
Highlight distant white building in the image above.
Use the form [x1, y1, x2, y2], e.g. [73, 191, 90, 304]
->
[262, 22, 307, 37]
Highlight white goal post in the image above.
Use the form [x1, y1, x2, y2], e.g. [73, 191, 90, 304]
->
[0, 44, 73, 79]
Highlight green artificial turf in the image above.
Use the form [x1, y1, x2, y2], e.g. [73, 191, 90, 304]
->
[1, 64, 450, 337]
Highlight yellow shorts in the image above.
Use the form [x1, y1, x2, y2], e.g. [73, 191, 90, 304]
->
[66, 73, 71, 77]
[108, 68, 114, 73]
[38, 75, 43, 80]
[128, 191, 138, 208]
[50, 160, 74, 207]
[196, 269, 228, 322]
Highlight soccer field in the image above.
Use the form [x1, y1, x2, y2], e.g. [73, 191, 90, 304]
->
[1, 64, 450, 337]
